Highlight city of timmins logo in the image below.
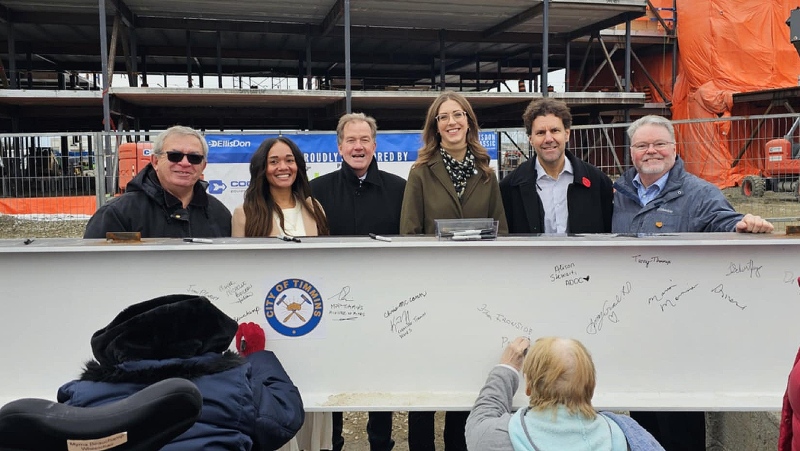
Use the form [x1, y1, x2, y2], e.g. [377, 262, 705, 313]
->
[264, 279, 323, 336]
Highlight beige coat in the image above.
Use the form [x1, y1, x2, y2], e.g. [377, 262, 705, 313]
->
[400, 151, 508, 235]
[231, 196, 323, 237]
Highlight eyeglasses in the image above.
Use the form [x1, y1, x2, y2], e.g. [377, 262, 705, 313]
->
[164, 151, 204, 165]
[631, 141, 674, 152]
[435, 110, 467, 123]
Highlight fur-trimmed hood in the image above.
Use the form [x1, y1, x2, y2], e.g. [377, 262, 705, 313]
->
[80, 351, 244, 383]
[90, 294, 238, 367]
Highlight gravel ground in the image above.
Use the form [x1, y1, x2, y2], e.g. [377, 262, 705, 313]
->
[0, 216, 87, 238]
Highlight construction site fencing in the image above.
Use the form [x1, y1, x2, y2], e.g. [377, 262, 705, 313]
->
[2, 113, 800, 237]
[0, 131, 151, 219]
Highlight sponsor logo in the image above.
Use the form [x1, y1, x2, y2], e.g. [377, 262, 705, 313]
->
[207, 139, 252, 148]
[207, 180, 227, 194]
[264, 279, 324, 337]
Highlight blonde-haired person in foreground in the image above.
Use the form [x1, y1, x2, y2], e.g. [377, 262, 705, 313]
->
[465, 336, 664, 451]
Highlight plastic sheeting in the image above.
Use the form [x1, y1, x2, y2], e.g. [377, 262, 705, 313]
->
[672, 0, 800, 187]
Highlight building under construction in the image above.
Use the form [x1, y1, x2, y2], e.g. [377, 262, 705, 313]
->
[0, 0, 683, 132]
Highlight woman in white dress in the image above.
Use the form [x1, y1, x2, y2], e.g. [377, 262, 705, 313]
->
[232, 136, 331, 451]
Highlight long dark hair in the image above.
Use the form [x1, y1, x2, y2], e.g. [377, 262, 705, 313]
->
[242, 136, 329, 236]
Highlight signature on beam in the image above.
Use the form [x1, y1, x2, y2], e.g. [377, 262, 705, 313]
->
[586, 281, 631, 335]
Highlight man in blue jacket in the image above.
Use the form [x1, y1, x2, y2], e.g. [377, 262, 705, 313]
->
[613, 114, 771, 451]
[500, 98, 613, 234]
[310, 112, 405, 451]
[613, 114, 772, 234]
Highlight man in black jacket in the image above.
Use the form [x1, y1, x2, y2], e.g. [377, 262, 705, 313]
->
[84, 125, 231, 239]
[499, 98, 612, 234]
[310, 113, 405, 451]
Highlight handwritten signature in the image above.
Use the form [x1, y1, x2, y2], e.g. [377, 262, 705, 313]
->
[327, 286, 354, 302]
[711, 284, 747, 310]
[586, 281, 631, 334]
[233, 306, 260, 323]
[725, 259, 762, 279]
[630, 254, 672, 268]
[327, 286, 366, 321]
[186, 284, 220, 301]
[477, 304, 492, 320]
[389, 310, 426, 338]
[384, 291, 428, 318]
[647, 282, 698, 311]
[476, 304, 533, 335]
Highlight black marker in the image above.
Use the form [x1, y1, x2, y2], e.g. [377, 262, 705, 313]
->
[369, 233, 392, 242]
[277, 233, 302, 243]
[183, 237, 213, 244]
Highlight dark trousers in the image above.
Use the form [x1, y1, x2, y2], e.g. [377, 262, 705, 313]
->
[407, 411, 468, 451]
[332, 411, 394, 451]
[629, 411, 705, 451]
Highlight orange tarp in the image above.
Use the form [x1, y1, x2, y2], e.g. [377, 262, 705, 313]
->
[0, 196, 96, 216]
[672, 0, 800, 187]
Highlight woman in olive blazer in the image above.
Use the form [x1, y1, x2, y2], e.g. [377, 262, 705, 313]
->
[400, 91, 508, 235]
[400, 91, 507, 451]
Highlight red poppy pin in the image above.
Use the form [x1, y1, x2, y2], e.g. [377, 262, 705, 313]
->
[582, 177, 591, 188]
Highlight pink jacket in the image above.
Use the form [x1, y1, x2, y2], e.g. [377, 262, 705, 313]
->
[779, 347, 800, 451]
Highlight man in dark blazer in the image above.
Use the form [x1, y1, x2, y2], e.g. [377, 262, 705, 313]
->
[499, 98, 612, 234]
[310, 112, 405, 451]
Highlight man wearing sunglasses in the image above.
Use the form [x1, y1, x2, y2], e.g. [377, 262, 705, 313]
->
[84, 125, 232, 239]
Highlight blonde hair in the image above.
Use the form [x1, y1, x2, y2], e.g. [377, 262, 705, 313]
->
[413, 91, 494, 182]
[523, 337, 596, 419]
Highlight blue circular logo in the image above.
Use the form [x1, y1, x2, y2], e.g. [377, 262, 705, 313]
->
[264, 279, 323, 336]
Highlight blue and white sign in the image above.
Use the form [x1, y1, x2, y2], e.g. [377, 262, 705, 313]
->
[202, 131, 499, 211]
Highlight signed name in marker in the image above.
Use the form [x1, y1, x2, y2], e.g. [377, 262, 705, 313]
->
[389, 310, 426, 338]
[327, 286, 366, 321]
[726, 259, 762, 279]
[549, 262, 590, 286]
[186, 284, 220, 302]
[586, 281, 632, 335]
[647, 281, 699, 311]
[711, 284, 747, 310]
[384, 291, 428, 318]
[631, 254, 672, 268]
[233, 306, 260, 323]
[477, 304, 534, 336]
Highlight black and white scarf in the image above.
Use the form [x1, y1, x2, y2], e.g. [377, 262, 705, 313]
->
[440, 147, 477, 199]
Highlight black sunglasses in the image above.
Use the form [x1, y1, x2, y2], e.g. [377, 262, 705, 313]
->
[165, 151, 204, 165]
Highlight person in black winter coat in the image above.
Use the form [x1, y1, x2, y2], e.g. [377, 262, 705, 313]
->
[500, 98, 612, 234]
[84, 125, 231, 239]
[311, 112, 406, 237]
[310, 113, 405, 451]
